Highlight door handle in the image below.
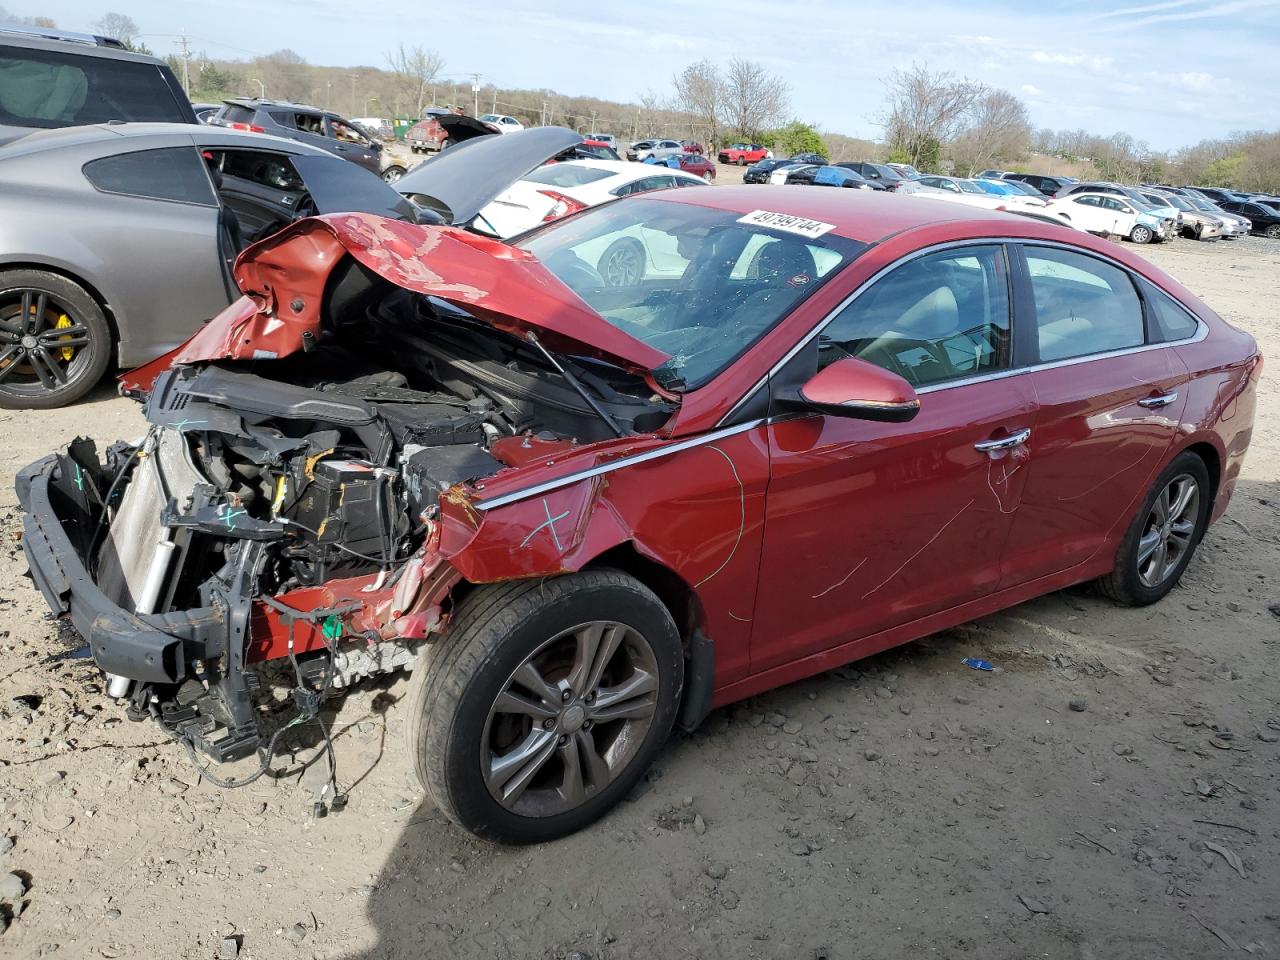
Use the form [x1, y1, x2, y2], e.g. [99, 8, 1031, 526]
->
[1138, 391, 1178, 409]
[974, 428, 1031, 452]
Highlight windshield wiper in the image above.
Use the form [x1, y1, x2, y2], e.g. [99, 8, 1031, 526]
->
[524, 332, 624, 437]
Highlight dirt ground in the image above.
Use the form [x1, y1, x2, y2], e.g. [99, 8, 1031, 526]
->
[0, 233, 1277, 960]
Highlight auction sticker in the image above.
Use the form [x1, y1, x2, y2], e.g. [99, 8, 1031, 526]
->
[737, 210, 836, 239]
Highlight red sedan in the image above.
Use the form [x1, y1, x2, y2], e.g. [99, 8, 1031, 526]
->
[677, 152, 716, 181]
[20, 189, 1260, 843]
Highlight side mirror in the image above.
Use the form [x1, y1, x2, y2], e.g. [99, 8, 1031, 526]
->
[798, 357, 920, 423]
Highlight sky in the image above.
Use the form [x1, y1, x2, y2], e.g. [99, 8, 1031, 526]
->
[25, 0, 1280, 150]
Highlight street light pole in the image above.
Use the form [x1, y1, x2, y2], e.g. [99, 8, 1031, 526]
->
[250, 77, 265, 98]
[471, 73, 481, 117]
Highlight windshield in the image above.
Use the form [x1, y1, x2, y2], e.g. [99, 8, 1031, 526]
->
[1003, 180, 1042, 197]
[957, 180, 985, 194]
[518, 198, 865, 389]
[974, 180, 1009, 195]
[523, 164, 615, 188]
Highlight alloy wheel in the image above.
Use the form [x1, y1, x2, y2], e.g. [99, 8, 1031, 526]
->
[481, 620, 659, 817]
[602, 245, 643, 286]
[0, 288, 92, 393]
[1136, 473, 1199, 588]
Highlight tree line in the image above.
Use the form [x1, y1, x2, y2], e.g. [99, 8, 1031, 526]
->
[14, 9, 1280, 190]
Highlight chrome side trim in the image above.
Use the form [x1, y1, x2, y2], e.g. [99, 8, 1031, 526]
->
[717, 235, 1210, 423]
[474, 418, 767, 511]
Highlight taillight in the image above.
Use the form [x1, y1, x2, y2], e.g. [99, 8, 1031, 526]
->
[227, 121, 266, 133]
[537, 190, 588, 221]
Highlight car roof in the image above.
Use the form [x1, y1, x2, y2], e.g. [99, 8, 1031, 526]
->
[224, 97, 327, 114]
[0, 26, 166, 64]
[0, 121, 331, 161]
[642, 184, 1057, 244]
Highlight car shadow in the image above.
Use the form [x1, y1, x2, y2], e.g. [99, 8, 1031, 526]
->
[333, 476, 1276, 960]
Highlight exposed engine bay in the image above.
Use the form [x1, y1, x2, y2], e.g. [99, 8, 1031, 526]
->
[68, 268, 675, 774]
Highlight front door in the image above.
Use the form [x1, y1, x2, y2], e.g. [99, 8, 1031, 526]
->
[999, 243, 1190, 585]
[751, 244, 1037, 672]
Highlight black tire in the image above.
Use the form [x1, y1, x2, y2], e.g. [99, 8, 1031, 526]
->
[1266, 223, 1280, 239]
[381, 164, 406, 184]
[0, 269, 111, 409]
[1130, 224, 1154, 244]
[1097, 451, 1212, 606]
[599, 237, 646, 286]
[406, 570, 684, 843]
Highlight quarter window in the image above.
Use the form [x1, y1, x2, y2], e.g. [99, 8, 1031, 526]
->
[83, 147, 217, 206]
[1024, 247, 1144, 361]
[1141, 280, 1200, 343]
[819, 245, 1011, 387]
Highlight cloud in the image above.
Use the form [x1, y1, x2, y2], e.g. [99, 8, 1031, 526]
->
[1089, 0, 1203, 19]
[1030, 50, 1115, 71]
[1095, 0, 1280, 31]
[1021, 84, 1043, 95]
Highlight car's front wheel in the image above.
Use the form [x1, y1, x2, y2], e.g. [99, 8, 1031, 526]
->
[406, 570, 684, 843]
[1130, 224, 1154, 244]
[1097, 451, 1211, 605]
[0, 269, 111, 409]
[381, 164, 406, 184]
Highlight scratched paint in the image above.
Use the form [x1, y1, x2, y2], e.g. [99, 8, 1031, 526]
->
[860, 498, 976, 600]
[518, 498, 572, 551]
[693, 445, 746, 588]
[811, 557, 869, 599]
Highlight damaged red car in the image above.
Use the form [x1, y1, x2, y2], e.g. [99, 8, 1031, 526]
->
[19, 188, 1259, 842]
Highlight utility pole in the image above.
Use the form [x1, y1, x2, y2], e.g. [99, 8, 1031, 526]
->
[491, 86, 497, 113]
[325, 81, 331, 110]
[470, 73, 481, 117]
[177, 31, 191, 94]
[541, 99, 547, 126]
[350, 75, 358, 118]
[590, 111, 597, 136]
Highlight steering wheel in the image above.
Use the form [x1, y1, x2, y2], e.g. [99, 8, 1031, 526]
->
[293, 193, 318, 221]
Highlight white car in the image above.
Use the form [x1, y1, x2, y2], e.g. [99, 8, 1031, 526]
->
[472, 159, 706, 239]
[591, 133, 617, 147]
[900, 175, 1014, 210]
[478, 114, 524, 134]
[1042, 192, 1169, 243]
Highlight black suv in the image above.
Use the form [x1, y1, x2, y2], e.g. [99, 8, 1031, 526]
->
[0, 25, 195, 144]
[1003, 172, 1078, 197]
[211, 98, 382, 175]
[836, 161, 907, 191]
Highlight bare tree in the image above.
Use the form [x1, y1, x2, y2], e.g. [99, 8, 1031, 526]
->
[948, 89, 1031, 175]
[386, 44, 444, 119]
[722, 58, 789, 141]
[92, 12, 144, 52]
[882, 64, 983, 168]
[673, 59, 724, 150]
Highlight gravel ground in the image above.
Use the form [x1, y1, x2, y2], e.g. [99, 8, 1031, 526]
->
[0, 233, 1277, 960]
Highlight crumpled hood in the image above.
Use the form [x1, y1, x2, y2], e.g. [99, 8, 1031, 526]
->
[123, 213, 669, 390]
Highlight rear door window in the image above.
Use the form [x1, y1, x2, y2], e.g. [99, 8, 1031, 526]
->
[1023, 247, 1144, 362]
[83, 146, 217, 206]
[0, 44, 190, 127]
[1140, 280, 1201, 343]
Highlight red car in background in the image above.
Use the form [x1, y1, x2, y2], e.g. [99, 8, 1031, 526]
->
[681, 140, 705, 154]
[19, 188, 1259, 844]
[718, 142, 771, 165]
[677, 153, 716, 180]
[406, 110, 502, 152]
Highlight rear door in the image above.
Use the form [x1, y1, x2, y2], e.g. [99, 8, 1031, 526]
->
[998, 243, 1190, 586]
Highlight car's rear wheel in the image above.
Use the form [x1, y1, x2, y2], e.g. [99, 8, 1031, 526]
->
[1097, 451, 1211, 606]
[0, 270, 111, 409]
[600, 238, 646, 286]
[1130, 224, 1154, 244]
[1266, 224, 1280, 239]
[737, 156, 747, 166]
[405, 571, 683, 843]
[381, 164, 406, 184]
[703, 170, 713, 182]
